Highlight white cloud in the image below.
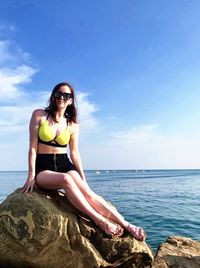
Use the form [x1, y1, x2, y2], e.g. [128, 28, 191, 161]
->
[0, 65, 37, 99]
[0, 31, 38, 101]
[0, 24, 15, 33]
[80, 125, 200, 170]
[0, 40, 30, 66]
[110, 124, 158, 143]
[76, 91, 98, 131]
[0, 40, 13, 63]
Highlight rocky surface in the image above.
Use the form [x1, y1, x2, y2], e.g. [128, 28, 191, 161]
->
[0, 188, 154, 268]
[153, 236, 200, 268]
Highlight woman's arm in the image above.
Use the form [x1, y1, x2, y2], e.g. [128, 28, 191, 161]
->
[22, 109, 41, 193]
[69, 123, 86, 182]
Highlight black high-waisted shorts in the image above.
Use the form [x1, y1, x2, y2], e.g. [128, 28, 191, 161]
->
[35, 153, 77, 176]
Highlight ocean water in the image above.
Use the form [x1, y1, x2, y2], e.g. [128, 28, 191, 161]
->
[0, 169, 200, 252]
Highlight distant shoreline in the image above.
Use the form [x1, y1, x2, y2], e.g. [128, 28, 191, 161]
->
[1, 168, 200, 172]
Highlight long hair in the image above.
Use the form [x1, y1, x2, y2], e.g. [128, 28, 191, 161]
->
[45, 82, 78, 123]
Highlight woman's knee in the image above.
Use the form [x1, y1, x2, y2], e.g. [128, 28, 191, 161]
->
[61, 173, 74, 190]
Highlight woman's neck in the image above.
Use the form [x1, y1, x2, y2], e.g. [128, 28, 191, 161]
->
[53, 111, 65, 123]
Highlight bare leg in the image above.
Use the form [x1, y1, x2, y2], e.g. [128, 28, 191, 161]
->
[68, 171, 129, 225]
[36, 171, 124, 236]
[68, 170, 146, 241]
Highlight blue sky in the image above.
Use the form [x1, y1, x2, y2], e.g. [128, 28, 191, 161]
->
[1, 0, 200, 170]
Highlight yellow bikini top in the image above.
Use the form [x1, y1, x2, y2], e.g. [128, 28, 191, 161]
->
[38, 114, 70, 147]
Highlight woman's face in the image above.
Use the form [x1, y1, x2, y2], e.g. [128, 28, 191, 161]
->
[54, 85, 72, 109]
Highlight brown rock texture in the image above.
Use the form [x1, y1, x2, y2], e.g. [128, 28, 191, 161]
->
[153, 236, 200, 268]
[0, 188, 154, 268]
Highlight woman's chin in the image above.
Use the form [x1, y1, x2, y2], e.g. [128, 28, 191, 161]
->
[56, 101, 67, 107]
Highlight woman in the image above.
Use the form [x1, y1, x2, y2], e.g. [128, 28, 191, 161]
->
[22, 82, 146, 241]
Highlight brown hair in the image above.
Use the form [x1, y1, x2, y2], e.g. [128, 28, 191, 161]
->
[45, 82, 78, 123]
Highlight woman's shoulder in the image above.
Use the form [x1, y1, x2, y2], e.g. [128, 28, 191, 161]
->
[31, 109, 47, 123]
[32, 109, 46, 118]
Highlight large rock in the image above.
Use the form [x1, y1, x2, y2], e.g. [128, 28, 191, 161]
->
[0, 188, 154, 268]
[153, 236, 200, 268]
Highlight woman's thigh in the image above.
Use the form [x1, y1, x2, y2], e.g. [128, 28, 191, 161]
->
[36, 170, 67, 190]
[36, 170, 91, 194]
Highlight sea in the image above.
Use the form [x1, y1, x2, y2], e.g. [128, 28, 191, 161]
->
[0, 169, 200, 252]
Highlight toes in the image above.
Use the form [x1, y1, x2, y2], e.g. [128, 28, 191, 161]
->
[127, 224, 146, 241]
[138, 228, 146, 241]
[115, 226, 124, 236]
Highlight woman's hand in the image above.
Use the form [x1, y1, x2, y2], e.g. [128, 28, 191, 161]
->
[22, 175, 37, 194]
[23, 109, 41, 194]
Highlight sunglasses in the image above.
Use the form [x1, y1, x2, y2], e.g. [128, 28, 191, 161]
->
[54, 91, 72, 100]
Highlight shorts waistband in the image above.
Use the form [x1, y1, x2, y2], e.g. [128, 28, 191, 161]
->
[37, 153, 67, 155]
[36, 153, 68, 159]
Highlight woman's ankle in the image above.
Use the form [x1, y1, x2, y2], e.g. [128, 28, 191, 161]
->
[93, 215, 105, 226]
[122, 220, 130, 229]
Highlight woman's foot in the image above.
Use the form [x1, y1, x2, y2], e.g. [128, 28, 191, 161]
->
[126, 224, 146, 241]
[96, 218, 124, 237]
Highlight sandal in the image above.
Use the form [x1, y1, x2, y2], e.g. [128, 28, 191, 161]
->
[126, 224, 146, 241]
[96, 218, 124, 237]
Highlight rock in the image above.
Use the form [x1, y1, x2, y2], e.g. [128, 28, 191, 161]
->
[0, 188, 154, 268]
[153, 236, 200, 268]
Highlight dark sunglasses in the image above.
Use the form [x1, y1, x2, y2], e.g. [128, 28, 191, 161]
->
[54, 91, 72, 100]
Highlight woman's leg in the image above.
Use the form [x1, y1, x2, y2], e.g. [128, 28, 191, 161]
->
[67, 171, 125, 224]
[36, 170, 124, 236]
[67, 170, 146, 241]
